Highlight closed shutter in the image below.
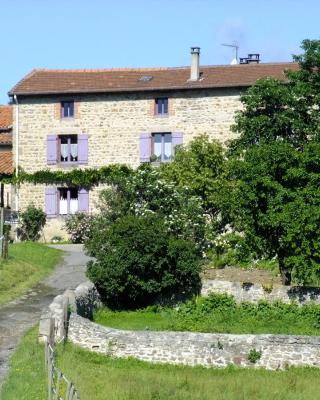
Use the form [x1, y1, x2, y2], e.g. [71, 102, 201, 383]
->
[172, 132, 183, 155]
[47, 135, 58, 165]
[78, 188, 89, 212]
[45, 187, 58, 218]
[139, 133, 152, 163]
[78, 134, 88, 164]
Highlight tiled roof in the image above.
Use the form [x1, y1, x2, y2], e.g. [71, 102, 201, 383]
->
[0, 134, 12, 145]
[0, 151, 13, 175]
[9, 62, 299, 96]
[0, 106, 12, 130]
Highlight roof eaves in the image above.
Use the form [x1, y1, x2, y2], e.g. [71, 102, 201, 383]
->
[8, 69, 39, 96]
[9, 82, 254, 96]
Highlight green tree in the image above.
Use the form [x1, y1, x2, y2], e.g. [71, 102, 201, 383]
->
[231, 39, 320, 153]
[226, 40, 320, 285]
[225, 142, 320, 285]
[162, 134, 225, 225]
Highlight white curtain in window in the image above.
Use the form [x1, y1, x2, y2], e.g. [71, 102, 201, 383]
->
[59, 198, 68, 215]
[164, 134, 172, 160]
[61, 143, 68, 161]
[70, 144, 78, 160]
[153, 134, 162, 158]
[70, 198, 79, 214]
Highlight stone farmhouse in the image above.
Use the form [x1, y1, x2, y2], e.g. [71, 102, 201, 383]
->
[8, 48, 298, 240]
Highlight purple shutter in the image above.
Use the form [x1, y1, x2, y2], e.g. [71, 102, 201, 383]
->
[78, 188, 89, 212]
[47, 135, 58, 165]
[172, 132, 183, 155]
[78, 134, 88, 164]
[140, 133, 151, 163]
[45, 187, 58, 218]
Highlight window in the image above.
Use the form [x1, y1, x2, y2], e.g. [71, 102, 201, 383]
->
[59, 135, 78, 163]
[61, 101, 74, 118]
[58, 188, 78, 215]
[155, 98, 168, 116]
[152, 133, 172, 162]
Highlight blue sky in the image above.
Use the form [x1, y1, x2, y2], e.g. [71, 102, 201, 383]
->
[1, 0, 319, 103]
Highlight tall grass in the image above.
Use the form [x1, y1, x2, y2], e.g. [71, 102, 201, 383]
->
[0, 242, 62, 305]
[94, 293, 320, 336]
[3, 326, 320, 400]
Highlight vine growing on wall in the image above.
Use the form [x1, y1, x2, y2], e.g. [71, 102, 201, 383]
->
[0, 165, 132, 187]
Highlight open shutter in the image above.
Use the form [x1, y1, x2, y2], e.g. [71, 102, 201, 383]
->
[45, 187, 58, 218]
[47, 135, 58, 165]
[172, 132, 183, 155]
[78, 134, 88, 164]
[139, 133, 152, 163]
[78, 188, 89, 212]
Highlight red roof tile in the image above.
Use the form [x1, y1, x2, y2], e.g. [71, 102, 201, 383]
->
[0, 151, 13, 175]
[9, 63, 299, 96]
[0, 106, 12, 130]
[0, 134, 12, 145]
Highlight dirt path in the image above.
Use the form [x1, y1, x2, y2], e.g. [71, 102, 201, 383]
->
[0, 244, 90, 389]
[202, 266, 282, 285]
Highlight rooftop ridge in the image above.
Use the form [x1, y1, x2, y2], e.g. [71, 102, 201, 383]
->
[32, 62, 297, 74]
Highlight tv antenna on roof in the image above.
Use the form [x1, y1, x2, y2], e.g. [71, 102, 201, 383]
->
[221, 43, 239, 64]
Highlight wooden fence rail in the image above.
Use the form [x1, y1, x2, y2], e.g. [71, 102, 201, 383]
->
[45, 341, 80, 400]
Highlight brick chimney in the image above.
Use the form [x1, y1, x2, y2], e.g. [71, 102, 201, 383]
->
[190, 47, 200, 80]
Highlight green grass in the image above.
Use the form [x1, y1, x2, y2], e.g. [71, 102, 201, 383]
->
[94, 293, 320, 336]
[3, 326, 320, 400]
[1, 327, 46, 400]
[0, 242, 62, 305]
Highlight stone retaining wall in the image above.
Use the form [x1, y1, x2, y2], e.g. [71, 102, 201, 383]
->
[68, 313, 320, 370]
[40, 279, 320, 370]
[201, 280, 320, 305]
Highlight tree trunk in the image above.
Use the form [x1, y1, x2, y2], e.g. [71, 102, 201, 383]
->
[278, 255, 292, 286]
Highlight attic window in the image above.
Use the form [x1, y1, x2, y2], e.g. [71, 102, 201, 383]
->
[139, 76, 153, 82]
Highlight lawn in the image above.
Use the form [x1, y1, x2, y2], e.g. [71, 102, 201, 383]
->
[0, 242, 62, 305]
[94, 293, 320, 336]
[2, 326, 320, 400]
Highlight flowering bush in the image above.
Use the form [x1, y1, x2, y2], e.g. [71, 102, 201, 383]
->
[98, 165, 209, 252]
[65, 212, 95, 243]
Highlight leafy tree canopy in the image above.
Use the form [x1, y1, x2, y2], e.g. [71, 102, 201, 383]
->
[225, 39, 320, 285]
[231, 39, 320, 152]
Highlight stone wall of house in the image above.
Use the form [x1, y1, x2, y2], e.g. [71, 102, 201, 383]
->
[201, 280, 320, 305]
[13, 89, 242, 237]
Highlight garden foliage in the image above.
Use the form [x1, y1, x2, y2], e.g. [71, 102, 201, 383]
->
[18, 205, 46, 241]
[224, 39, 320, 285]
[86, 213, 201, 309]
[65, 212, 95, 243]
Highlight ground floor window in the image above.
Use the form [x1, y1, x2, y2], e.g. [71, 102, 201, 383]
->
[58, 187, 78, 215]
[45, 187, 89, 218]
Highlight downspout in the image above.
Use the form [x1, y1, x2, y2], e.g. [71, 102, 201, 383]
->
[13, 95, 19, 216]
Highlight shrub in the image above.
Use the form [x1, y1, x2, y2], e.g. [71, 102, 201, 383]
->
[18, 205, 46, 241]
[98, 165, 208, 252]
[247, 349, 262, 363]
[86, 214, 202, 309]
[65, 212, 95, 243]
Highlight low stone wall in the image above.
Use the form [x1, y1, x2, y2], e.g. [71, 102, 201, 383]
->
[39, 281, 101, 343]
[68, 313, 320, 370]
[40, 279, 320, 370]
[201, 280, 320, 305]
